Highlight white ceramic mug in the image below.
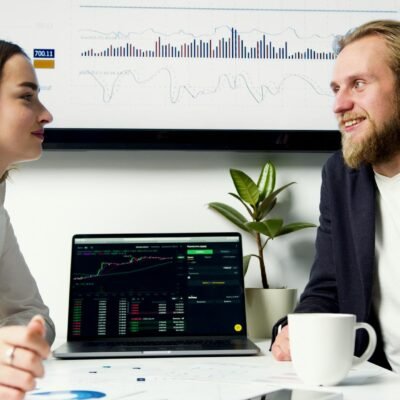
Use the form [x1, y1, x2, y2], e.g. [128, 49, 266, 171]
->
[288, 313, 377, 386]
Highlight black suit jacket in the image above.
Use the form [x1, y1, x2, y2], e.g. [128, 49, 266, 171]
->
[287, 151, 390, 369]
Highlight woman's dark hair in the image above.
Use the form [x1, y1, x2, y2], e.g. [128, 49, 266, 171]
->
[0, 40, 27, 80]
[0, 40, 28, 182]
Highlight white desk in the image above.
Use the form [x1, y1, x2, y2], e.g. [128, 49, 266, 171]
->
[27, 340, 400, 400]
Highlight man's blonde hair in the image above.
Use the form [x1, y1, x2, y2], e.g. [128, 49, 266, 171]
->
[335, 20, 400, 83]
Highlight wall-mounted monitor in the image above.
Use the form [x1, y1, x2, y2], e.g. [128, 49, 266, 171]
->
[1, 1, 397, 150]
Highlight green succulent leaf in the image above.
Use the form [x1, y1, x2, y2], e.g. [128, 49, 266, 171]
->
[275, 222, 317, 237]
[208, 202, 250, 232]
[230, 169, 259, 206]
[258, 182, 295, 218]
[246, 219, 284, 238]
[257, 161, 276, 201]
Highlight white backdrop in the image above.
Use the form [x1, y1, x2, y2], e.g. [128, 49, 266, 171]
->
[5, 150, 330, 340]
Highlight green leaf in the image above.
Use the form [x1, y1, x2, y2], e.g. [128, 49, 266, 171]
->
[208, 202, 250, 232]
[254, 198, 276, 220]
[246, 219, 284, 238]
[257, 161, 276, 201]
[257, 182, 295, 219]
[243, 254, 252, 275]
[230, 169, 259, 206]
[242, 254, 259, 275]
[275, 222, 317, 237]
[228, 192, 254, 217]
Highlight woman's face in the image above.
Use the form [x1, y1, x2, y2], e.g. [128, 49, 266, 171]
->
[0, 54, 53, 169]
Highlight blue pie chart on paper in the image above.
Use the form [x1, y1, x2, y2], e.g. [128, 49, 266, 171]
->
[30, 390, 106, 399]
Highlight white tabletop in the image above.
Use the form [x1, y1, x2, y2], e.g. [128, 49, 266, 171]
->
[27, 339, 400, 400]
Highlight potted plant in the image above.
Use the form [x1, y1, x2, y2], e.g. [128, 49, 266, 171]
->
[209, 160, 316, 337]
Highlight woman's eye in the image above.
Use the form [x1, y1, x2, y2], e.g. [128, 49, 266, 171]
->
[21, 93, 34, 101]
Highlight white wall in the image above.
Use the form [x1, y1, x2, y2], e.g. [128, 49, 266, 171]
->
[5, 150, 331, 339]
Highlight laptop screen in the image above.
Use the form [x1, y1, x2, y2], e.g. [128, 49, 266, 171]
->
[67, 233, 247, 340]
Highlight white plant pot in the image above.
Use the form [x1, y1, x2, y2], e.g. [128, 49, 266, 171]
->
[245, 288, 297, 339]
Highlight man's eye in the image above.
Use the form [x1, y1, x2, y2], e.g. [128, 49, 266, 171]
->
[354, 81, 365, 89]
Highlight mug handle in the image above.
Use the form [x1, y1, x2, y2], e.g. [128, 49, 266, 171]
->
[353, 322, 377, 366]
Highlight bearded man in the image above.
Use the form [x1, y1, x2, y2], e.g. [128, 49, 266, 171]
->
[271, 20, 400, 372]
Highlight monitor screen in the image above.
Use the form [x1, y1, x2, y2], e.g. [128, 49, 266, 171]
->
[0, 1, 396, 149]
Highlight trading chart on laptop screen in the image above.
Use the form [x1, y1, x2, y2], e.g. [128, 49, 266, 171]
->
[68, 235, 246, 339]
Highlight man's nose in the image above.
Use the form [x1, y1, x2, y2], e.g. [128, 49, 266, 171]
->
[333, 89, 354, 115]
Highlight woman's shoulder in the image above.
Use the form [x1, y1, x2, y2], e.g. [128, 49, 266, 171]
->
[0, 182, 5, 206]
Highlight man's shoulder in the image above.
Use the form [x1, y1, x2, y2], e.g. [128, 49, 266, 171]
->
[325, 149, 343, 165]
[323, 150, 374, 183]
[323, 150, 347, 175]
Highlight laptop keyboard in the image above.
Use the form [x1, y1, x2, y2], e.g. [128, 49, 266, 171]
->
[80, 338, 243, 350]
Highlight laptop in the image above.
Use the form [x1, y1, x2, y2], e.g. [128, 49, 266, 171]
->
[53, 232, 260, 358]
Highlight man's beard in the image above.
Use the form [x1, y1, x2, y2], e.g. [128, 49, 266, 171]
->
[341, 110, 400, 169]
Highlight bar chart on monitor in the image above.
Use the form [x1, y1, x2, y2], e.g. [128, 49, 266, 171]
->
[1, 0, 397, 132]
[69, 0, 397, 131]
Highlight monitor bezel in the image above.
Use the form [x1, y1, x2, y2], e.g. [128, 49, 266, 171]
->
[43, 128, 341, 151]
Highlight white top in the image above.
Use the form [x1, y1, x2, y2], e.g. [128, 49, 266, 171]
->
[0, 181, 55, 344]
[373, 172, 400, 372]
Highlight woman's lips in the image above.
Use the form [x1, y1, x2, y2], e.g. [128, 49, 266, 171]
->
[31, 129, 45, 140]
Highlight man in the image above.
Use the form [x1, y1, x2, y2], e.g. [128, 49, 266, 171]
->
[271, 19, 400, 372]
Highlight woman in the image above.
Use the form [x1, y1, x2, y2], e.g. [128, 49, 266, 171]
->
[0, 39, 55, 398]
